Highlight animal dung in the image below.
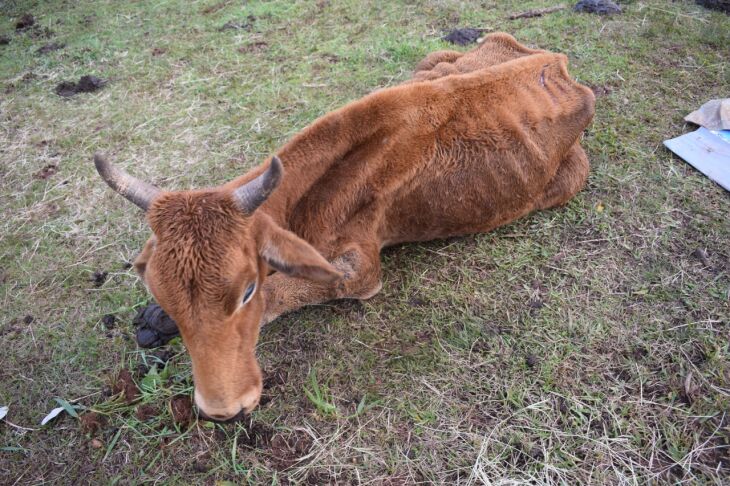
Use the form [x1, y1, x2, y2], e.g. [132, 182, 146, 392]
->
[133, 304, 180, 348]
[573, 0, 622, 15]
[442, 28, 486, 46]
[55, 75, 106, 97]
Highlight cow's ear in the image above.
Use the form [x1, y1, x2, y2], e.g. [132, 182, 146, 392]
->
[256, 216, 342, 283]
[133, 236, 157, 280]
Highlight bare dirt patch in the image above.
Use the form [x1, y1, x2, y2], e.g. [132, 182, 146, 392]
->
[135, 404, 159, 421]
[79, 412, 107, 436]
[170, 395, 193, 426]
[33, 164, 58, 179]
[111, 369, 139, 403]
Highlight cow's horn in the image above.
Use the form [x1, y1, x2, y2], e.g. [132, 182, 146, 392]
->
[232, 156, 283, 214]
[94, 153, 161, 211]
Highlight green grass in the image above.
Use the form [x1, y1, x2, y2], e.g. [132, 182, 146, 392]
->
[1, 0, 730, 483]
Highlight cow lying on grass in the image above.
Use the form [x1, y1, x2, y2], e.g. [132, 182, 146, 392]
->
[95, 33, 595, 421]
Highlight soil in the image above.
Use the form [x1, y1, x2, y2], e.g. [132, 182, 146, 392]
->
[102, 314, 115, 330]
[23, 315, 34, 324]
[33, 164, 58, 179]
[36, 42, 65, 55]
[135, 404, 159, 421]
[112, 369, 140, 403]
[151, 47, 166, 56]
[238, 421, 275, 449]
[525, 354, 539, 368]
[91, 270, 108, 287]
[0, 35, 10, 45]
[16, 14, 35, 31]
[79, 412, 106, 436]
[696, 0, 730, 14]
[170, 395, 193, 426]
[574, 0, 622, 15]
[692, 248, 710, 266]
[268, 431, 314, 470]
[55, 76, 106, 97]
[442, 28, 485, 46]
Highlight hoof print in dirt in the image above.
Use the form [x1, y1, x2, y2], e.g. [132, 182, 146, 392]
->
[55, 75, 106, 97]
[574, 0, 622, 15]
[133, 304, 180, 348]
[442, 28, 486, 46]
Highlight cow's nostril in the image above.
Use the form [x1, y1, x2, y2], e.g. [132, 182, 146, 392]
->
[197, 407, 248, 423]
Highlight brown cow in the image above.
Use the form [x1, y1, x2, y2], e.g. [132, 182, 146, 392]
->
[94, 33, 595, 421]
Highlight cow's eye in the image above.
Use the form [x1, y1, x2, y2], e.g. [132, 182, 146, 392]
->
[241, 282, 256, 305]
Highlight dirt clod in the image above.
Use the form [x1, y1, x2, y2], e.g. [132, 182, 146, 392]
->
[36, 42, 65, 55]
[170, 395, 193, 426]
[135, 404, 159, 421]
[151, 47, 166, 56]
[0, 35, 10, 45]
[91, 270, 108, 287]
[55, 75, 106, 97]
[79, 412, 106, 435]
[101, 314, 116, 329]
[574, 0, 622, 15]
[33, 164, 58, 180]
[112, 369, 140, 403]
[525, 354, 539, 368]
[442, 28, 485, 46]
[16, 14, 35, 31]
[692, 248, 710, 266]
[23, 315, 34, 324]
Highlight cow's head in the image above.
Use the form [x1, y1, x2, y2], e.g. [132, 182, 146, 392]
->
[94, 154, 341, 420]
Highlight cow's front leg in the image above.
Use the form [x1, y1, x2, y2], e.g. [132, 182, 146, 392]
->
[261, 242, 382, 325]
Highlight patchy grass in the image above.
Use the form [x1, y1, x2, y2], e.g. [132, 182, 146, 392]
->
[1, 0, 729, 483]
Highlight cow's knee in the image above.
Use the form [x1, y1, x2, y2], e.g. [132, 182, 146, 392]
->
[538, 144, 590, 210]
[331, 243, 382, 300]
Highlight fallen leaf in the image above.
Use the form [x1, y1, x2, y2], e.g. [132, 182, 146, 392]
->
[41, 407, 65, 425]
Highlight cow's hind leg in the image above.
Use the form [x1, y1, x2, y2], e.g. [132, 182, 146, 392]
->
[261, 242, 382, 325]
[536, 144, 590, 210]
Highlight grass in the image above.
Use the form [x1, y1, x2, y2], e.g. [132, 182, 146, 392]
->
[1, 0, 729, 483]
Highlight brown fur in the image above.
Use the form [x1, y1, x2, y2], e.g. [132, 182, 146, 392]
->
[121, 33, 595, 420]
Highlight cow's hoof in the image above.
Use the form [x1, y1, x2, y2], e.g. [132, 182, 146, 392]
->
[133, 304, 180, 348]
